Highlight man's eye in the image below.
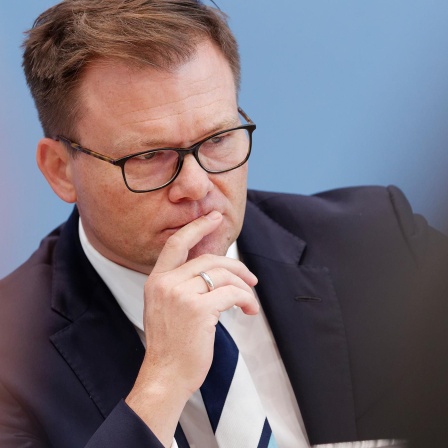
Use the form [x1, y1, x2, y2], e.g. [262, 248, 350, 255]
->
[136, 152, 157, 160]
[210, 136, 224, 144]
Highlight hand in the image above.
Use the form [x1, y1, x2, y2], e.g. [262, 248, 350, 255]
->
[126, 210, 258, 446]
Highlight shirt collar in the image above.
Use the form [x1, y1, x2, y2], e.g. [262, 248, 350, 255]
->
[78, 218, 239, 332]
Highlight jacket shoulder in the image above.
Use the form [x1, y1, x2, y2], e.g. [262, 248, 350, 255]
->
[248, 185, 413, 221]
[246, 185, 436, 264]
[0, 224, 62, 300]
[0, 223, 65, 364]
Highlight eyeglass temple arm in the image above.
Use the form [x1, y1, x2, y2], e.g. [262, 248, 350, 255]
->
[238, 107, 254, 124]
[55, 135, 117, 164]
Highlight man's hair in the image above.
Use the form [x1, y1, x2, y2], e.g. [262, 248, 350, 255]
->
[22, 0, 240, 139]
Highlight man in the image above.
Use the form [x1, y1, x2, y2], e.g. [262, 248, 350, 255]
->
[1, 0, 447, 447]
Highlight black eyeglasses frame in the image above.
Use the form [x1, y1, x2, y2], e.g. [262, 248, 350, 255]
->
[55, 107, 255, 193]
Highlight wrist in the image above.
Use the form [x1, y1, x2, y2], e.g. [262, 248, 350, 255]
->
[125, 363, 191, 447]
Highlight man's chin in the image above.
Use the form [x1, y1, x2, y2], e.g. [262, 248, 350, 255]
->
[186, 237, 231, 261]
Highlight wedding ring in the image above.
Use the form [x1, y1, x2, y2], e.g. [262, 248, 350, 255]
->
[199, 271, 215, 292]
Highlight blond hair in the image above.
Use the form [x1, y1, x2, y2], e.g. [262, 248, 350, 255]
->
[23, 0, 240, 139]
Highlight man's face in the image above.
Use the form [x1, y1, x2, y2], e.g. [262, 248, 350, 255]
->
[67, 40, 248, 274]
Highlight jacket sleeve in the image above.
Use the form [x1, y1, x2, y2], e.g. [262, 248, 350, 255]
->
[85, 400, 164, 448]
[387, 185, 448, 446]
[0, 382, 164, 448]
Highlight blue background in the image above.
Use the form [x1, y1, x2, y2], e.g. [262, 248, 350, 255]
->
[2, 1, 448, 278]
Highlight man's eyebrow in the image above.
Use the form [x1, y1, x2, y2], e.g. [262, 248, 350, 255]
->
[114, 117, 240, 151]
[115, 135, 170, 150]
[190, 118, 240, 142]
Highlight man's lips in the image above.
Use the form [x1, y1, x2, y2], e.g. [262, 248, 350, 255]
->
[163, 226, 182, 234]
[163, 212, 221, 233]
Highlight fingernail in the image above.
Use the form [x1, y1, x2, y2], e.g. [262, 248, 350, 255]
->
[206, 211, 222, 220]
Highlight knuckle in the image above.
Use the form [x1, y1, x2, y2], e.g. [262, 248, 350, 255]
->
[151, 275, 171, 295]
[224, 284, 240, 297]
[214, 266, 230, 281]
[197, 253, 215, 265]
[171, 283, 185, 299]
[165, 233, 183, 249]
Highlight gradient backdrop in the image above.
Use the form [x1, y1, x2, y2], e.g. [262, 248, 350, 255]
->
[2, 0, 448, 278]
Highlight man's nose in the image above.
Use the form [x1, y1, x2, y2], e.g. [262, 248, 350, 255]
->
[167, 153, 214, 202]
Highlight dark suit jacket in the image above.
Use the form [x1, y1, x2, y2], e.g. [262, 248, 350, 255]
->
[1, 186, 447, 447]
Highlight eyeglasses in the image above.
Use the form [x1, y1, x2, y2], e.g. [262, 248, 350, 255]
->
[55, 107, 256, 193]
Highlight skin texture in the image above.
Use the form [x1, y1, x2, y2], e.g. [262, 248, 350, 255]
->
[39, 39, 248, 275]
[36, 40, 259, 447]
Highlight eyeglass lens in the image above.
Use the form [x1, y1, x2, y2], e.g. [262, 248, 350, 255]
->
[123, 127, 250, 192]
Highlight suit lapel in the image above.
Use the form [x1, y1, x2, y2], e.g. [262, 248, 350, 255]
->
[47, 199, 357, 445]
[49, 209, 191, 447]
[238, 200, 357, 445]
[49, 208, 145, 418]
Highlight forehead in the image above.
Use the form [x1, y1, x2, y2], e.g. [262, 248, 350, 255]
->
[75, 41, 238, 149]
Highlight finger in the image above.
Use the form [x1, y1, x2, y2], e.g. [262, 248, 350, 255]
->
[170, 255, 258, 289]
[154, 211, 223, 273]
[193, 267, 256, 295]
[207, 286, 260, 316]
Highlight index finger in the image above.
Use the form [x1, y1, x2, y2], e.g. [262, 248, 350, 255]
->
[153, 210, 223, 273]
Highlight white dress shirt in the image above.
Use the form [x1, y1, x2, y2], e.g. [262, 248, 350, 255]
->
[78, 219, 404, 448]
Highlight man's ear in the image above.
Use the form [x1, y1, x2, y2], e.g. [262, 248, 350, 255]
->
[36, 138, 77, 203]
